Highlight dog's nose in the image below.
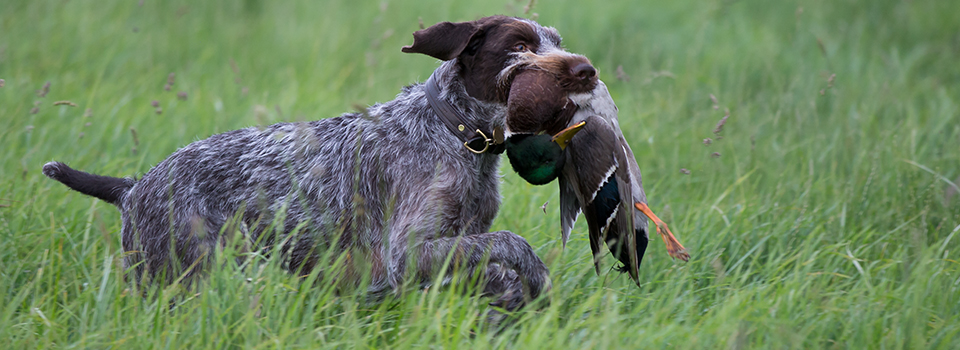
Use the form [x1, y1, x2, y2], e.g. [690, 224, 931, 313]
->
[572, 63, 597, 81]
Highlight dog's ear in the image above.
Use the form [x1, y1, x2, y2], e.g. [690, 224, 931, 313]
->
[402, 21, 483, 61]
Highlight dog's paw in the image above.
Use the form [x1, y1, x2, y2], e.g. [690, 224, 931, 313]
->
[520, 262, 552, 302]
[529, 269, 552, 309]
[489, 287, 525, 312]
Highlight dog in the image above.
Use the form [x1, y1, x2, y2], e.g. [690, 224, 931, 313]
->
[43, 15, 599, 311]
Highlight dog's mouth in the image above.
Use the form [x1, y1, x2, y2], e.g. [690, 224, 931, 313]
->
[497, 51, 599, 103]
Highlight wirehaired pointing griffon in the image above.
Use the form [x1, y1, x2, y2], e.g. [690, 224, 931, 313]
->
[43, 16, 599, 311]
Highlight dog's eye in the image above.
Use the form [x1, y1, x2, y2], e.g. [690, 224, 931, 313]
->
[513, 43, 528, 52]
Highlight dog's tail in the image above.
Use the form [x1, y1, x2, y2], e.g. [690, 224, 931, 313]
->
[42, 161, 135, 206]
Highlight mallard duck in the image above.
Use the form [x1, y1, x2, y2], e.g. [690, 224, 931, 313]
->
[505, 69, 689, 285]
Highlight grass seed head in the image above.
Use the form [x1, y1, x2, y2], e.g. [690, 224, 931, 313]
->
[703, 138, 712, 145]
[0, 78, 4, 88]
[711, 152, 721, 158]
[130, 127, 139, 155]
[821, 73, 836, 95]
[37, 81, 50, 97]
[168, 73, 176, 85]
[177, 91, 188, 100]
[680, 168, 691, 175]
[151, 100, 159, 107]
[30, 107, 39, 114]
[524, 0, 537, 14]
[713, 109, 729, 135]
[710, 93, 719, 110]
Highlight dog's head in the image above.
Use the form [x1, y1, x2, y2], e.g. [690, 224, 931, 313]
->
[403, 16, 598, 104]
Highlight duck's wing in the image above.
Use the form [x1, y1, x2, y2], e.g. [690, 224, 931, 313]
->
[579, 84, 643, 282]
[564, 114, 626, 275]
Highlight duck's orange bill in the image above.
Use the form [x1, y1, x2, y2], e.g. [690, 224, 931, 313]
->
[635, 202, 690, 262]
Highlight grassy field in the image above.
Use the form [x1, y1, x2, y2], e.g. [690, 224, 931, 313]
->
[2, 0, 959, 348]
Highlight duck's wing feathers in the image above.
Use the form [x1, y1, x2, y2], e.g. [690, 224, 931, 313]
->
[564, 114, 625, 275]
[558, 168, 580, 249]
[581, 85, 642, 283]
[605, 141, 640, 283]
[617, 135, 650, 283]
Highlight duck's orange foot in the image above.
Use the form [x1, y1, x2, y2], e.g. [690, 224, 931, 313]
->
[635, 202, 690, 262]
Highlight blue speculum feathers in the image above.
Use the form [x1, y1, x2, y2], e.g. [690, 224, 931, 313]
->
[591, 175, 648, 272]
[591, 175, 620, 229]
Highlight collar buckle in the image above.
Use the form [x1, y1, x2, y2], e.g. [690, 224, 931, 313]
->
[464, 129, 492, 154]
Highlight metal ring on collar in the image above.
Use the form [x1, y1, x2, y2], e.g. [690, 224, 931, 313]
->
[464, 129, 492, 154]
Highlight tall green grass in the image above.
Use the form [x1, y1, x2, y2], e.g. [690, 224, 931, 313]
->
[2, 0, 958, 348]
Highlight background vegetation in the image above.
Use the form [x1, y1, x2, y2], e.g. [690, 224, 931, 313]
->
[2, 0, 959, 348]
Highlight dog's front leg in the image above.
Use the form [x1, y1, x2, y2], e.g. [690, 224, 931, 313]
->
[408, 231, 551, 309]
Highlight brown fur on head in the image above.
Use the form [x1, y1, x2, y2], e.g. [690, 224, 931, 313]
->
[403, 16, 598, 105]
[403, 16, 543, 103]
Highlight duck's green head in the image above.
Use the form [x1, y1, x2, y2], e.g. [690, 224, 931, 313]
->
[506, 121, 586, 185]
[506, 134, 564, 185]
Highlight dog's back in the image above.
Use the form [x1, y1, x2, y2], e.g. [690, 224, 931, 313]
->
[46, 83, 504, 288]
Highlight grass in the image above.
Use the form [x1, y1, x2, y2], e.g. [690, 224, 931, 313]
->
[2, 0, 959, 348]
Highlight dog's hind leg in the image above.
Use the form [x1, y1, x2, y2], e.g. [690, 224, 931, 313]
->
[412, 231, 551, 309]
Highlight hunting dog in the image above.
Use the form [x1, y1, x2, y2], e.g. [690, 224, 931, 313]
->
[43, 16, 598, 311]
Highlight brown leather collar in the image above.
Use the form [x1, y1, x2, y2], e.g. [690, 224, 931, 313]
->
[425, 73, 504, 154]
